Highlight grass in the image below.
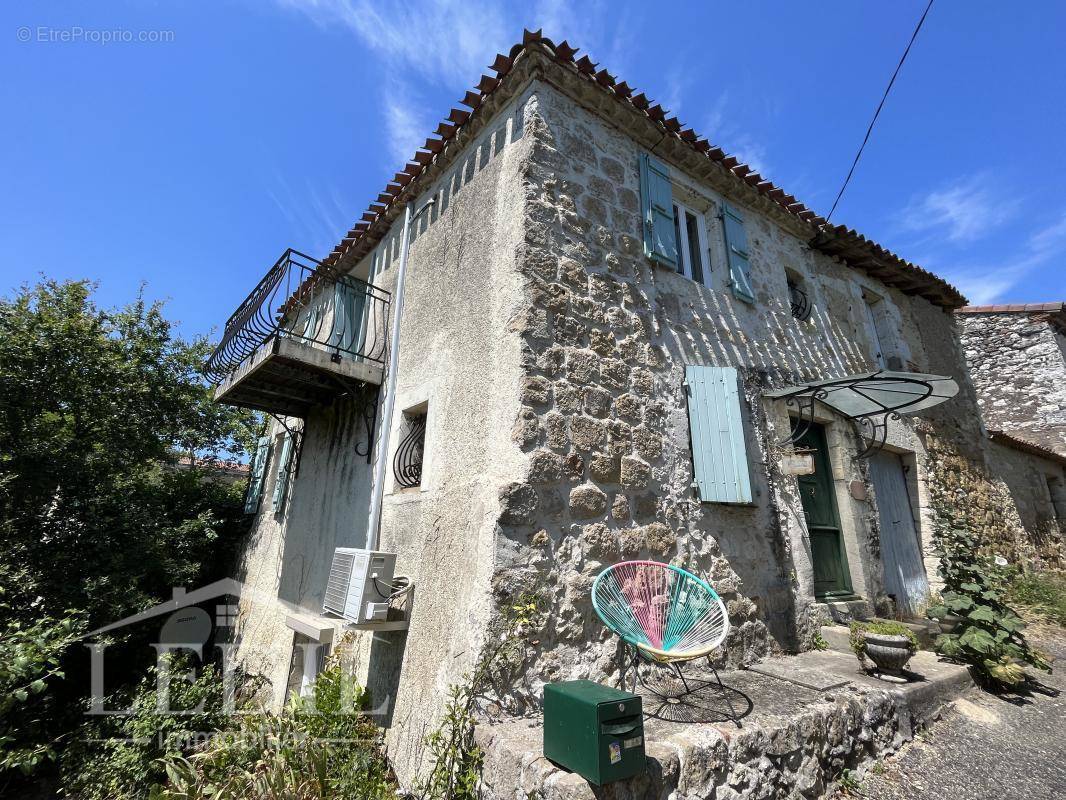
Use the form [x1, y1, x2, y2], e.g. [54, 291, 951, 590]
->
[1007, 570, 1066, 628]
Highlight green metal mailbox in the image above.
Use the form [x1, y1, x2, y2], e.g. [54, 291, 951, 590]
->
[543, 680, 645, 785]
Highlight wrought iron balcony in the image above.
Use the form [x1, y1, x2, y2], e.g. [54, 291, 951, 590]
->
[205, 249, 390, 417]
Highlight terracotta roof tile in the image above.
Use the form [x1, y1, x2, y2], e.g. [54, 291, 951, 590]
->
[957, 302, 1064, 314]
[326, 31, 965, 310]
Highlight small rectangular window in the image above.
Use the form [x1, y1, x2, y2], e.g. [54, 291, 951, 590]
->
[393, 409, 427, 489]
[670, 200, 709, 287]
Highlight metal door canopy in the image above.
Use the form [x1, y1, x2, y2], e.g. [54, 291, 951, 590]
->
[764, 370, 959, 457]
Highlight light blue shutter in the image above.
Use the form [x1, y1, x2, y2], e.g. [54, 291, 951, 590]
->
[685, 365, 753, 504]
[244, 435, 271, 514]
[331, 279, 367, 356]
[721, 202, 754, 303]
[639, 152, 678, 268]
[272, 433, 294, 513]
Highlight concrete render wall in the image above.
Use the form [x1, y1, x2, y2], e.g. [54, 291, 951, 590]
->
[959, 311, 1066, 455]
[233, 90, 534, 784]
[986, 440, 1066, 568]
[234, 396, 375, 705]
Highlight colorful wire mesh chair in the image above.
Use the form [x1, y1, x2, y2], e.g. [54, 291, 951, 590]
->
[592, 560, 739, 724]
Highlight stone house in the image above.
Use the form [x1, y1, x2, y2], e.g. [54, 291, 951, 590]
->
[205, 33, 1035, 784]
[956, 304, 1066, 566]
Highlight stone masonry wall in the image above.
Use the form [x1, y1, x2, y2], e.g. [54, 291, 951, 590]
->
[487, 77, 987, 705]
[959, 311, 1066, 455]
[986, 440, 1066, 568]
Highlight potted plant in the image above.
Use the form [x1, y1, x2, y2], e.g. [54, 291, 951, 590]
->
[849, 620, 919, 681]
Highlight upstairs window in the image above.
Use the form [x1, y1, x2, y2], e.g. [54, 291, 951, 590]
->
[639, 152, 711, 288]
[393, 407, 427, 490]
[786, 270, 812, 321]
[721, 202, 754, 303]
[861, 289, 890, 369]
[672, 201, 708, 285]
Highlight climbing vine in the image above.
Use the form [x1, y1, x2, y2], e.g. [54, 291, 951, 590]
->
[927, 516, 1050, 687]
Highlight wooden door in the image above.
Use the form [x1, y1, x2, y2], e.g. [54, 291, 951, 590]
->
[869, 451, 929, 617]
[795, 424, 854, 599]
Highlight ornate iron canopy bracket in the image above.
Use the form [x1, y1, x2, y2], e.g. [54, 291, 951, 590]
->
[765, 370, 959, 460]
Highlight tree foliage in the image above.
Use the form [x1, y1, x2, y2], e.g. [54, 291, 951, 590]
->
[0, 279, 259, 786]
[0, 279, 257, 624]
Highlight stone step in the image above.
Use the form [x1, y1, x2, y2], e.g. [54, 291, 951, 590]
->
[820, 619, 939, 653]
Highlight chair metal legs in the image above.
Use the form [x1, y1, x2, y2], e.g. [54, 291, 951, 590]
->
[618, 644, 743, 727]
[708, 657, 742, 728]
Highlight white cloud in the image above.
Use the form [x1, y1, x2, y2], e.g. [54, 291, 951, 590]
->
[276, 0, 511, 86]
[382, 79, 431, 166]
[701, 92, 773, 178]
[898, 173, 1018, 244]
[939, 211, 1066, 304]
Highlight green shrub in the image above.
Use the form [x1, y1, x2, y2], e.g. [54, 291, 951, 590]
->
[848, 620, 919, 659]
[0, 566, 85, 782]
[61, 657, 394, 800]
[61, 655, 233, 800]
[151, 664, 393, 800]
[1007, 571, 1066, 628]
[927, 521, 1050, 688]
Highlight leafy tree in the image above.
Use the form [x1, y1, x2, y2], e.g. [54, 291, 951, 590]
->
[0, 279, 259, 786]
[0, 279, 257, 624]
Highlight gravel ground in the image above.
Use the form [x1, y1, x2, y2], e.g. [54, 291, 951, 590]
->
[836, 624, 1066, 800]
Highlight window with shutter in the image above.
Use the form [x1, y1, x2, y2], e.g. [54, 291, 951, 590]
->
[272, 432, 294, 513]
[244, 435, 271, 514]
[721, 202, 755, 303]
[684, 365, 753, 504]
[639, 152, 678, 268]
[331, 278, 367, 356]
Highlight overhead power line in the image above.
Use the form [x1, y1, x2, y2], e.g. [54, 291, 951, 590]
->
[825, 0, 935, 224]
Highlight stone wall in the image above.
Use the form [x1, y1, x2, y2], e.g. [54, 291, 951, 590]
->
[486, 74, 985, 707]
[986, 440, 1066, 568]
[958, 311, 1066, 455]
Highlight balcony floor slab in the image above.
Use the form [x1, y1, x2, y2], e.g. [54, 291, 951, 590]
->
[213, 336, 383, 417]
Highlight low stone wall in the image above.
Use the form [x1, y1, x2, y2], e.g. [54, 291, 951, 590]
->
[476, 649, 972, 800]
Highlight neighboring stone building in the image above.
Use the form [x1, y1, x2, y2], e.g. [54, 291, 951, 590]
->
[956, 304, 1066, 566]
[204, 33, 1044, 785]
[957, 303, 1066, 455]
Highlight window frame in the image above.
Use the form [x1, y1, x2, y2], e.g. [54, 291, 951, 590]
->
[671, 199, 711, 288]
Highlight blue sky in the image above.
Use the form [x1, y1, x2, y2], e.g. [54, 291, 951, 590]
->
[3, 1, 1064, 340]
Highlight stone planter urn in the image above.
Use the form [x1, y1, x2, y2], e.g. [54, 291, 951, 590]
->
[862, 632, 914, 680]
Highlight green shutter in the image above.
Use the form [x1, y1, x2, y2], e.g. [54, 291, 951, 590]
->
[721, 202, 754, 303]
[639, 152, 678, 268]
[272, 433, 294, 513]
[684, 365, 753, 504]
[244, 435, 271, 514]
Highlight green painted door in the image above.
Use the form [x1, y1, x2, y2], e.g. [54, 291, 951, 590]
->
[794, 424, 854, 599]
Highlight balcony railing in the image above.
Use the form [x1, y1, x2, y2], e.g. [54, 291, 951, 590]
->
[205, 249, 390, 417]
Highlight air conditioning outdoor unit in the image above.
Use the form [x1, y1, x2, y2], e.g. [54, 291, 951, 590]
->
[323, 548, 399, 626]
